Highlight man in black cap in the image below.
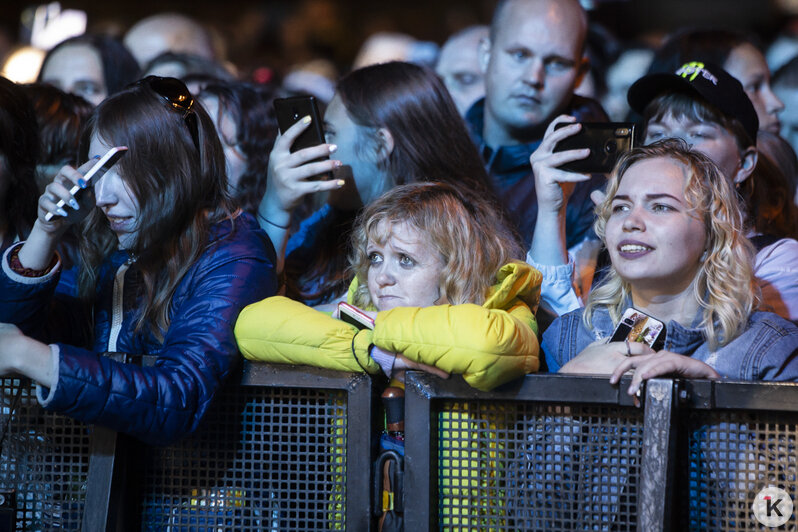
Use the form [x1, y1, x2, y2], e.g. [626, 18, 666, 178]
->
[628, 60, 758, 186]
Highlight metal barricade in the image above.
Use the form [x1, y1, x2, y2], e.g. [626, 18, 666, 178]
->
[402, 373, 676, 532]
[4, 363, 797, 531]
[675, 380, 798, 531]
[0, 378, 91, 531]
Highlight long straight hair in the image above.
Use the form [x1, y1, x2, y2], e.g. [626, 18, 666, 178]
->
[77, 79, 232, 341]
[199, 81, 279, 213]
[285, 61, 507, 304]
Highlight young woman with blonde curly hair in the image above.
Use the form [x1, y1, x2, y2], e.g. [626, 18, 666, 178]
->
[544, 139, 798, 391]
[236, 181, 541, 391]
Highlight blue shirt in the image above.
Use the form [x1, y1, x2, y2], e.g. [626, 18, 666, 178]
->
[543, 305, 798, 381]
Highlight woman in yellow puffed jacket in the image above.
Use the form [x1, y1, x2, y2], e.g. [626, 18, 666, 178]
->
[235, 182, 541, 390]
[235, 182, 541, 526]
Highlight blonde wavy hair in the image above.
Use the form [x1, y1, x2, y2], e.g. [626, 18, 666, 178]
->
[584, 139, 757, 349]
[349, 182, 523, 308]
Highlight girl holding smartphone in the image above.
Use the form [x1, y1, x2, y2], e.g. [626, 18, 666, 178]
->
[256, 61, 504, 305]
[0, 76, 278, 445]
[544, 140, 798, 388]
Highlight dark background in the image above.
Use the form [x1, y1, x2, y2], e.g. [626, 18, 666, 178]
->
[0, 0, 794, 74]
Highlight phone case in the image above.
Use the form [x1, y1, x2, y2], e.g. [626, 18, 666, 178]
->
[45, 146, 128, 221]
[553, 122, 635, 174]
[609, 307, 666, 350]
[273, 96, 327, 152]
[273, 96, 329, 180]
[338, 302, 375, 330]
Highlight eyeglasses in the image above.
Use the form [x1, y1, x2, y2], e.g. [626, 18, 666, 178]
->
[138, 75, 200, 151]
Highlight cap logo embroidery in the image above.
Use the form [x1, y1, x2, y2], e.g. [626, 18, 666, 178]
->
[676, 62, 719, 85]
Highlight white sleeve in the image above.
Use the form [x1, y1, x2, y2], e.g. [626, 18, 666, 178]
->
[526, 251, 583, 316]
[35, 344, 61, 406]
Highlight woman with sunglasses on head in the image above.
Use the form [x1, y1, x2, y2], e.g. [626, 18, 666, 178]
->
[0, 76, 278, 445]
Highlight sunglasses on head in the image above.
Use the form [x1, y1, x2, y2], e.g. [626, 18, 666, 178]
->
[138, 75, 200, 150]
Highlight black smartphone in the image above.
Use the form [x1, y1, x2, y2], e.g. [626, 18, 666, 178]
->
[45, 146, 128, 222]
[273, 96, 329, 180]
[609, 307, 666, 351]
[553, 122, 635, 174]
[338, 302, 375, 330]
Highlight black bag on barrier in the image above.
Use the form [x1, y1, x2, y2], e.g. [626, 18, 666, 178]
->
[374, 386, 405, 531]
[374, 450, 403, 532]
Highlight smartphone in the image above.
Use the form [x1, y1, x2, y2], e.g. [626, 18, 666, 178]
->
[553, 122, 635, 174]
[45, 146, 128, 221]
[273, 96, 329, 180]
[338, 302, 375, 330]
[609, 307, 666, 351]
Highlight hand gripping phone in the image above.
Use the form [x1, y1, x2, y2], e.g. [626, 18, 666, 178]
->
[45, 146, 128, 221]
[273, 95, 329, 180]
[609, 307, 666, 351]
[338, 302, 375, 330]
[553, 122, 635, 174]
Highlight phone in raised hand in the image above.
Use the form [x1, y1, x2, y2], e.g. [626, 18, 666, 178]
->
[45, 146, 128, 221]
[273, 96, 329, 180]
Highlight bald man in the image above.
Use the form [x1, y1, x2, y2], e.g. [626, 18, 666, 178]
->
[124, 13, 216, 68]
[466, 0, 607, 248]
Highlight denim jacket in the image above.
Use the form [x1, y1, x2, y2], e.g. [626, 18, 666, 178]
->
[543, 305, 798, 381]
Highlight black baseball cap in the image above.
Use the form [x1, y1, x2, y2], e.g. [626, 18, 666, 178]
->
[627, 61, 759, 144]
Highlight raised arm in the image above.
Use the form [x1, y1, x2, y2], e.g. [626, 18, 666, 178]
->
[257, 117, 345, 268]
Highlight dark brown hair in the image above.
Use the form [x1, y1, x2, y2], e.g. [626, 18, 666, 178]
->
[77, 78, 232, 340]
[199, 80, 279, 213]
[285, 62, 506, 304]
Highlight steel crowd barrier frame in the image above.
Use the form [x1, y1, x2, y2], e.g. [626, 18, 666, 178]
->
[81, 359, 379, 531]
[402, 373, 798, 532]
[2, 364, 796, 531]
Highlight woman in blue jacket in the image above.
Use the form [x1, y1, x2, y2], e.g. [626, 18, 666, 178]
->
[0, 76, 278, 445]
[544, 139, 797, 386]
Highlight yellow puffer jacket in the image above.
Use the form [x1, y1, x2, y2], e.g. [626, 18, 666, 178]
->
[234, 261, 541, 391]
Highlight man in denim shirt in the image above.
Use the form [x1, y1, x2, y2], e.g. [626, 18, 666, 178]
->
[465, 0, 606, 248]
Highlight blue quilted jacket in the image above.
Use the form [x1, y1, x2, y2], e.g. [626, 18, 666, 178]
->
[0, 212, 277, 445]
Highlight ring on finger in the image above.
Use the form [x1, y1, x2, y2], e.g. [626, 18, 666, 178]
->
[625, 339, 632, 357]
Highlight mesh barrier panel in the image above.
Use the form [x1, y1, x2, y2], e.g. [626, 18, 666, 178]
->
[680, 410, 798, 531]
[0, 378, 90, 531]
[141, 385, 348, 531]
[436, 400, 644, 531]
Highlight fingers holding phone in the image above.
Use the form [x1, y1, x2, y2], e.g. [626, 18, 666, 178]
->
[40, 147, 128, 230]
[531, 115, 592, 213]
[38, 162, 94, 233]
[264, 117, 344, 216]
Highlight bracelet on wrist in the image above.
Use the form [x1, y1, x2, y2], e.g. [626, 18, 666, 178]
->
[8, 244, 59, 277]
[257, 212, 290, 230]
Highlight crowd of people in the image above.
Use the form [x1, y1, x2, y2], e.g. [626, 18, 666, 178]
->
[0, 0, 796, 452]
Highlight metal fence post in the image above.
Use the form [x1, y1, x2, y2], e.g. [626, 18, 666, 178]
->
[404, 374, 437, 532]
[346, 373, 377, 531]
[638, 378, 676, 532]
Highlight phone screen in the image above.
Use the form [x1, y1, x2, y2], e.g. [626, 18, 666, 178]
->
[338, 302, 375, 330]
